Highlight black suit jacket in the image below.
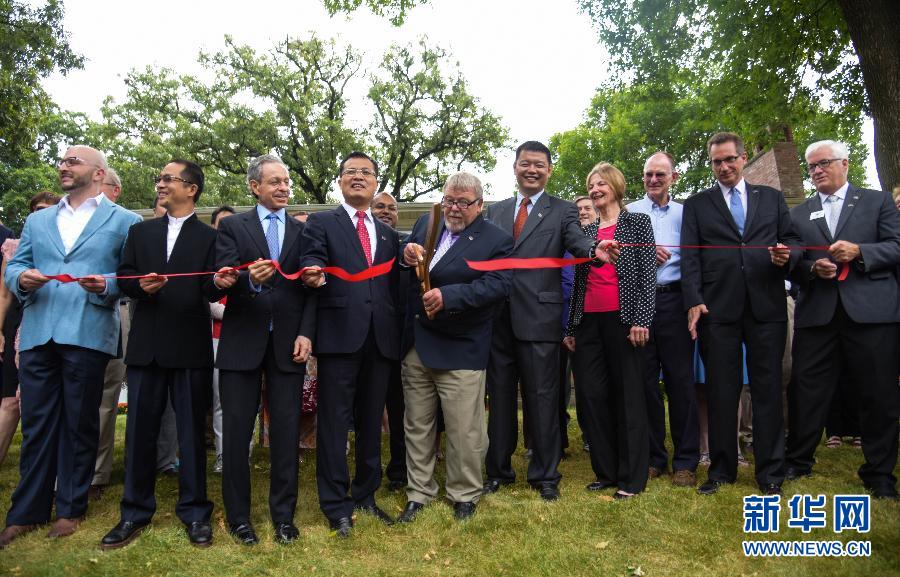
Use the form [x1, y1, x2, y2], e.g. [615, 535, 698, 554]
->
[789, 184, 900, 327]
[681, 182, 801, 323]
[215, 208, 316, 373]
[300, 206, 400, 359]
[118, 215, 221, 368]
[485, 194, 595, 341]
[401, 214, 513, 370]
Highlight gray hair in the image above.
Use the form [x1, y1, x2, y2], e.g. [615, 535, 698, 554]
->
[105, 167, 121, 187]
[443, 172, 483, 198]
[246, 154, 288, 188]
[805, 140, 850, 161]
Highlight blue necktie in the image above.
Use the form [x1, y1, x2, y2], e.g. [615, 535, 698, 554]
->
[266, 213, 280, 262]
[729, 188, 745, 235]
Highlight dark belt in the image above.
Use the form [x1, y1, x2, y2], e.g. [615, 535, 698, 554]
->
[656, 282, 681, 293]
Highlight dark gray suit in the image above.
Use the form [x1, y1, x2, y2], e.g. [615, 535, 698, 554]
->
[786, 184, 900, 493]
[484, 193, 594, 486]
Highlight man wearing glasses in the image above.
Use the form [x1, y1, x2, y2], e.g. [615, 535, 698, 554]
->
[397, 172, 512, 523]
[785, 140, 900, 499]
[301, 152, 400, 536]
[0, 146, 141, 548]
[100, 160, 225, 549]
[213, 154, 315, 545]
[681, 132, 800, 497]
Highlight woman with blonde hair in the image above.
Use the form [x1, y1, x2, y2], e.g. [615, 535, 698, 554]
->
[565, 162, 656, 498]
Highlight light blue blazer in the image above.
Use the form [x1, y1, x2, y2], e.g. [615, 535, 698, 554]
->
[5, 196, 142, 356]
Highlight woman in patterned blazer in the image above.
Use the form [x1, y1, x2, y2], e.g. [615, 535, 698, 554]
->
[564, 162, 656, 498]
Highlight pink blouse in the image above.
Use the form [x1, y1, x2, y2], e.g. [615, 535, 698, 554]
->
[583, 224, 619, 313]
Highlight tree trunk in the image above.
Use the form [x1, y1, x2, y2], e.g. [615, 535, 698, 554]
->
[838, 0, 900, 192]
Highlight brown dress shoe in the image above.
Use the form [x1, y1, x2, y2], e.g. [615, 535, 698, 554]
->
[671, 469, 697, 487]
[88, 485, 105, 501]
[47, 517, 82, 538]
[0, 524, 38, 548]
[648, 466, 665, 479]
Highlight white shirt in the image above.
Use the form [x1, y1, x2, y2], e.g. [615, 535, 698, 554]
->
[57, 192, 105, 254]
[515, 190, 543, 221]
[818, 182, 849, 233]
[166, 213, 194, 261]
[718, 179, 747, 217]
[341, 203, 378, 256]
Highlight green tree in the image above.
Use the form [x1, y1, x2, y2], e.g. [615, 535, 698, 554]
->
[321, 0, 427, 25]
[0, 0, 83, 229]
[94, 35, 507, 208]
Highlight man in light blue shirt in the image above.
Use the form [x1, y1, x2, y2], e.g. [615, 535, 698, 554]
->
[627, 151, 699, 487]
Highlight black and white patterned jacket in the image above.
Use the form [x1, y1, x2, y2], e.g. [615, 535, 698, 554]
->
[566, 211, 657, 335]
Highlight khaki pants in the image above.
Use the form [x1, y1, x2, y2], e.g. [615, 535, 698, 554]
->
[92, 302, 129, 486]
[402, 348, 486, 505]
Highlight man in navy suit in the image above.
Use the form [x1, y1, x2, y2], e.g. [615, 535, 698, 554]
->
[682, 132, 800, 497]
[301, 152, 399, 536]
[786, 140, 900, 499]
[214, 154, 316, 545]
[0, 145, 141, 548]
[396, 172, 513, 523]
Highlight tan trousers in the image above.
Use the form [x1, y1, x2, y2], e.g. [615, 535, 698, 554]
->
[401, 348, 486, 505]
[92, 302, 129, 486]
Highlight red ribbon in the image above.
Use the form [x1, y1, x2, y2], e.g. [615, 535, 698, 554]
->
[45, 258, 396, 284]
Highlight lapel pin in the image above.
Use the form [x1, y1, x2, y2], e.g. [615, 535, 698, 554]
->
[468, 235, 474, 241]
[538, 212, 543, 218]
[381, 235, 387, 241]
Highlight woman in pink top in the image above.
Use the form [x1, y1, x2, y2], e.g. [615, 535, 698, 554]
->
[564, 162, 656, 498]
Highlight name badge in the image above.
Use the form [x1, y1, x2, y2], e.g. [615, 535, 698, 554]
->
[809, 210, 825, 220]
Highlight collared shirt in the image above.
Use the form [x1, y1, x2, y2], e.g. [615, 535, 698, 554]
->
[818, 181, 849, 226]
[627, 195, 683, 284]
[429, 229, 459, 270]
[256, 204, 286, 253]
[166, 213, 193, 261]
[718, 178, 748, 217]
[57, 192, 105, 254]
[341, 202, 378, 255]
[514, 190, 544, 222]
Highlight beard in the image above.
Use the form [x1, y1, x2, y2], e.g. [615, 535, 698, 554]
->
[444, 216, 466, 234]
[60, 171, 92, 192]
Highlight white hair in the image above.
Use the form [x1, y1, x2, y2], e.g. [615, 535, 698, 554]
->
[805, 140, 850, 161]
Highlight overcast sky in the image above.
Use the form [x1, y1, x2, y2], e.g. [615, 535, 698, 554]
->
[43, 0, 878, 202]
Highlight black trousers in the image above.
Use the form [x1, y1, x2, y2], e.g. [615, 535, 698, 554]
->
[6, 342, 110, 525]
[219, 335, 303, 525]
[558, 344, 572, 451]
[644, 291, 699, 472]
[824, 369, 861, 438]
[384, 359, 407, 485]
[121, 364, 213, 525]
[700, 304, 786, 487]
[787, 302, 898, 492]
[486, 306, 562, 486]
[572, 312, 649, 494]
[316, 329, 391, 523]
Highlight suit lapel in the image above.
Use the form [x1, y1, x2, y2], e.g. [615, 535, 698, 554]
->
[67, 197, 115, 256]
[281, 215, 300, 263]
[708, 187, 742, 238]
[372, 219, 395, 265]
[151, 216, 173, 272]
[743, 186, 760, 237]
[515, 194, 550, 247]
[807, 195, 833, 243]
[46, 208, 66, 257]
[431, 217, 479, 276]
[833, 185, 861, 239]
[491, 198, 515, 234]
[241, 208, 271, 258]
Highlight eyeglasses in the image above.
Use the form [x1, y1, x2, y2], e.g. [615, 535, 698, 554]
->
[806, 158, 843, 173]
[711, 155, 741, 167]
[341, 168, 377, 178]
[643, 171, 670, 179]
[441, 197, 481, 209]
[57, 156, 98, 168]
[154, 175, 194, 185]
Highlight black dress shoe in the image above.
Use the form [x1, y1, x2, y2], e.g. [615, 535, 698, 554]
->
[759, 483, 782, 496]
[536, 483, 560, 501]
[329, 517, 353, 538]
[387, 480, 406, 492]
[785, 467, 812, 481]
[869, 485, 898, 500]
[586, 480, 616, 492]
[100, 520, 150, 550]
[228, 522, 258, 545]
[697, 480, 726, 496]
[482, 478, 513, 495]
[453, 501, 477, 520]
[355, 504, 395, 526]
[397, 501, 425, 523]
[186, 521, 212, 547]
[273, 522, 300, 544]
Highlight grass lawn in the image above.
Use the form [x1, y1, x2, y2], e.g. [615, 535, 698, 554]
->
[0, 415, 897, 577]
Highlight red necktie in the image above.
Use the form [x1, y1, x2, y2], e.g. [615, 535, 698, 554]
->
[356, 210, 372, 265]
[513, 197, 530, 240]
